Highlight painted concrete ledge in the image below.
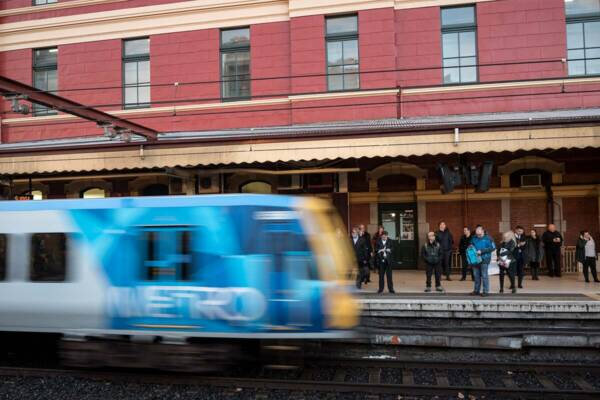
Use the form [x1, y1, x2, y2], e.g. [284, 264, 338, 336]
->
[358, 298, 600, 319]
[371, 333, 600, 349]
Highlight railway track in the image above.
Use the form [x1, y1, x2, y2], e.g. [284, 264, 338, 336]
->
[0, 358, 599, 399]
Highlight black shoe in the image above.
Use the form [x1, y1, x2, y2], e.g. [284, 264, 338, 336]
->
[377, 290, 383, 294]
[585, 280, 590, 283]
[518, 284, 523, 289]
[594, 280, 600, 283]
[499, 289, 504, 293]
[389, 290, 396, 294]
[366, 280, 371, 283]
[470, 291, 479, 296]
[512, 288, 517, 294]
[460, 277, 466, 281]
[481, 293, 488, 297]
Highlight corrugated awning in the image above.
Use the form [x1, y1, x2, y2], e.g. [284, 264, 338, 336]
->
[1, 124, 598, 175]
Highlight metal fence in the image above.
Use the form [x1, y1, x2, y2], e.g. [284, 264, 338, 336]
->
[452, 246, 581, 274]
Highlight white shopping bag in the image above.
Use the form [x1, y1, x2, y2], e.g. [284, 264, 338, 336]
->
[487, 252, 499, 276]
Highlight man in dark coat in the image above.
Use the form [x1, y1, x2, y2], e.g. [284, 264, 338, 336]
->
[435, 221, 454, 281]
[459, 226, 474, 281]
[542, 224, 563, 277]
[422, 231, 444, 292]
[358, 224, 373, 283]
[351, 226, 370, 289]
[375, 231, 395, 294]
[514, 226, 527, 288]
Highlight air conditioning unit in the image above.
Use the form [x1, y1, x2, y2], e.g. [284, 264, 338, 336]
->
[197, 174, 220, 194]
[520, 174, 542, 188]
[277, 174, 302, 191]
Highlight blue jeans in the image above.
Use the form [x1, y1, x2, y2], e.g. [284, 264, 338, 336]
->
[473, 263, 489, 294]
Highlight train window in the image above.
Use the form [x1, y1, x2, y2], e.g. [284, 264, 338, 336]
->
[140, 229, 193, 281]
[0, 234, 6, 281]
[30, 233, 67, 282]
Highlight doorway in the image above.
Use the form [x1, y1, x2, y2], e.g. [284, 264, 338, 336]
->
[378, 203, 418, 269]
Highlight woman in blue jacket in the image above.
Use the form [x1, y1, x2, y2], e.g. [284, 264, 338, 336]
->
[470, 225, 496, 297]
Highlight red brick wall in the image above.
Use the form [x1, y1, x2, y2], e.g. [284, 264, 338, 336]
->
[426, 199, 502, 245]
[290, 15, 326, 95]
[477, 0, 566, 82]
[395, 7, 441, 88]
[350, 203, 370, 230]
[0, 0, 187, 24]
[0, 49, 31, 119]
[510, 198, 547, 232]
[58, 40, 121, 109]
[251, 22, 291, 99]
[426, 201, 462, 249]
[563, 197, 599, 246]
[151, 29, 220, 107]
[359, 8, 396, 90]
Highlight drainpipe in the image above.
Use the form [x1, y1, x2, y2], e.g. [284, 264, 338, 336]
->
[546, 182, 554, 225]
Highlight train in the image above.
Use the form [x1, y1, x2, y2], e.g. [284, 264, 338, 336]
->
[0, 194, 359, 370]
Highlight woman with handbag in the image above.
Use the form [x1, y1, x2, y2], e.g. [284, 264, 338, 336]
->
[498, 231, 518, 294]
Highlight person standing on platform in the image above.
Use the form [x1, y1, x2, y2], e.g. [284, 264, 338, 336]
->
[498, 231, 518, 294]
[470, 225, 496, 297]
[578, 231, 599, 283]
[422, 231, 444, 292]
[542, 224, 563, 277]
[435, 221, 454, 281]
[358, 224, 373, 284]
[525, 229, 543, 280]
[514, 226, 526, 289]
[459, 226, 474, 281]
[351, 226, 370, 289]
[375, 231, 395, 294]
[372, 225, 385, 277]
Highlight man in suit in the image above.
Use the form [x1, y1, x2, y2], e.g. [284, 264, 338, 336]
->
[375, 231, 395, 294]
[358, 224, 373, 283]
[351, 226, 370, 289]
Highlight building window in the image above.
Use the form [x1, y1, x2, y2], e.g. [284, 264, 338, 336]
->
[81, 188, 105, 198]
[34, 0, 57, 5]
[566, 0, 600, 76]
[326, 15, 359, 91]
[220, 28, 251, 100]
[33, 47, 58, 115]
[441, 6, 477, 84]
[30, 233, 67, 282]
[0, 234, 6, 281]
[123, 38, 150, 109]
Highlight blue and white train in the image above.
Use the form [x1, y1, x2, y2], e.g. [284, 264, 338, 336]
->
[0, 194, 358, 369]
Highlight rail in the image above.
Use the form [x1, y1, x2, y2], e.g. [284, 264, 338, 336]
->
[452, 246, 581, 274]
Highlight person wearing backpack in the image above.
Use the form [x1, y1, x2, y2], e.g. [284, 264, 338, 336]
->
[470, 225, 496, 297]
[421, 231, 444, 293]
[498, 230, 518, 294]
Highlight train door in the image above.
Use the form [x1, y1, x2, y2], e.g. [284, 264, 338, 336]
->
[114, 226, 197, 331]
[249, 211, 321, 331]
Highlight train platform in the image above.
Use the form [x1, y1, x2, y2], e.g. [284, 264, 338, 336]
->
[355, 271, 600, 350]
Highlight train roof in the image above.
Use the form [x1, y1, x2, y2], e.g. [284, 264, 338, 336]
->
[0, 194, 298, 211]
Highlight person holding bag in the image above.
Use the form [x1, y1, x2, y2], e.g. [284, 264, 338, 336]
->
[498, 231, 518, 294]
[422, 231, 444, 293]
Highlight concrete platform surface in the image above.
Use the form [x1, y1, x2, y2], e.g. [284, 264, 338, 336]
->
[357, 270, 600, 298]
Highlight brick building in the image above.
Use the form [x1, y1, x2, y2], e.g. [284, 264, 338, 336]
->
[0, 0, 599, 268]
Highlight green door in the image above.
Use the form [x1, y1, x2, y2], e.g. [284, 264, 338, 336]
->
[379, 204, 418, 269]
